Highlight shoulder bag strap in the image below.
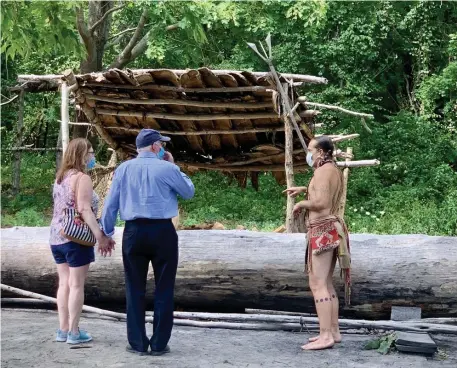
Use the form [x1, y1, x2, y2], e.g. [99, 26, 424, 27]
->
[74, 173, 84, 212]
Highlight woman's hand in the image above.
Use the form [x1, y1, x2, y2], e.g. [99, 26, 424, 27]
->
[98, 235, 115, 257]
[283, 186, 307, 198]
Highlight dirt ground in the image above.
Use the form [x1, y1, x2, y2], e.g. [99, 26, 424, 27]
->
[1, 309, 456, 368]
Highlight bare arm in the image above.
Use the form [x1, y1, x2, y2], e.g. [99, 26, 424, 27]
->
[283, 186, 307, 198]
[76, 174, 104, 241]
[295, 169, 332, 212]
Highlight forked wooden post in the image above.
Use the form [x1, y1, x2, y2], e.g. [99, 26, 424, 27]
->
[338, 147, 353, 218]
[284, 115, 296, 233]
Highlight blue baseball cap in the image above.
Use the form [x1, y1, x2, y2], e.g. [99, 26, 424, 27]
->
[136, 129, 171, 149]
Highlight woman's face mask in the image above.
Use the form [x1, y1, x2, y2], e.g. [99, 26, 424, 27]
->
[86, 150, 96, 169]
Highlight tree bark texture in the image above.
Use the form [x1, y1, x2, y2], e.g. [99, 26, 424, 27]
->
[2, 227, 456, 319]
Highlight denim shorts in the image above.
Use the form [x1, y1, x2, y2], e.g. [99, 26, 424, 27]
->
[50, 241, 95, 268]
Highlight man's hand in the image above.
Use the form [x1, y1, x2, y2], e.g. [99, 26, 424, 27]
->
[283, 186, 307, 198]
[164, 151, 174, 163]
[293, 202, 305, 217]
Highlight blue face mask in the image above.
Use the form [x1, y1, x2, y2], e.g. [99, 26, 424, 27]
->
[306, 152, 314, 167]
[87, 156, 96, 170]
[158, 147, 165, 160]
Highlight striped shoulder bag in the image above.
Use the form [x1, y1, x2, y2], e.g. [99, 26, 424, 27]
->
[60, 173, 97, 246]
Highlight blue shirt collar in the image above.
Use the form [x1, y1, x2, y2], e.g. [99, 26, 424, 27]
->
[138, 151, 158, 159]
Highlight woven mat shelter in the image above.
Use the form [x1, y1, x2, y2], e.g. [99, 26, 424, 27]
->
[58, 68, 325, 187]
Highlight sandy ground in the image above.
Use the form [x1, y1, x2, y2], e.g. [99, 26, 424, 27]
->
[1, 309, 456, 368]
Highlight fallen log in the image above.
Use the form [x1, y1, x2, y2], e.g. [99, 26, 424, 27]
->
[1, 227, 457, 319]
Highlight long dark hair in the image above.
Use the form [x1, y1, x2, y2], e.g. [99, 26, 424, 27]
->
[315, 136, 335, 162]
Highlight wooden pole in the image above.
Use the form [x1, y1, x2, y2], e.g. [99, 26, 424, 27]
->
[101, 126, 292, 135]
[95, 108, 278, 121]
[284, 116, 296, 233]
[56, 127, 62, 171]
[298, 98, 374, 119]
[332, 134, 359, 143]
[336, 159, 379, 168]
[17, 70, 328, 84]
[338, 147, 353, 218]
[299, 110, 321, 118]
[5, 147, 62, 152]
[0, 284, 305, 332]
[180, 160, 379, 172]
[12, 89, 25, 196]
[83, 83, 274, 93]
[85, 95, 273, 109]
[181, 163, 308, 172]
[266, 71, 309, 152]
[3, 284, 457, 334]
[60, 82, 70, 154]
[0, 94, 19, 106]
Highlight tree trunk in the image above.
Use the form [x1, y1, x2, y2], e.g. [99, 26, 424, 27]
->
[80, 0, 113, 74]
[74, 1, 114, 138]
[2, 227, 456, 319]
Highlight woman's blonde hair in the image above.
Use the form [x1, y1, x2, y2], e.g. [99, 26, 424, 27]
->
[56, 138, 92, 184]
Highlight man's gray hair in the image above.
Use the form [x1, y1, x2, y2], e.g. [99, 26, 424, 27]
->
[137, 140, 161, 153]
[137, 145, 153, 153]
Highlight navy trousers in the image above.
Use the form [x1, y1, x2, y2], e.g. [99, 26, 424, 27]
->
[122, 218, 178, 352]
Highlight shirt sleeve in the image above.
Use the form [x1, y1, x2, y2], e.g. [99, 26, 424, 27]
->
[100, 167, 122, 237]
[166, 166, 195, 200]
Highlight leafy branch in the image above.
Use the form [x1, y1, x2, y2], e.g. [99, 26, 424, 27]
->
[89, 4, 126, 34]
[109, 7, 150, 69]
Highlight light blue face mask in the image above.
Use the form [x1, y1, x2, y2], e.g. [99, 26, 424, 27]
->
[87, 156, 96, 170]
[158, 147, 165, 160]
[306, 152, 314, 167]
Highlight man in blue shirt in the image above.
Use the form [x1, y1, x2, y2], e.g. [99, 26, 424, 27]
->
[101, 129, 195, 356]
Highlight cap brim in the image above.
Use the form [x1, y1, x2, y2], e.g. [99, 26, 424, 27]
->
[160, 136, 171, 142]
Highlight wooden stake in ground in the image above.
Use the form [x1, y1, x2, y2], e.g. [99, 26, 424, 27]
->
[338, 147, 353, 218]
[284, 115, 296, 233]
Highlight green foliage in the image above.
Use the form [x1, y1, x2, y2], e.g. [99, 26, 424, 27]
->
[364, 333, 397, 355]
[1, 153, 55, 227]
[2, 209, 48, 227]
[1, 1, 82, 61]
[418, 60, 457, 132]
[179, 172, 286, 231]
